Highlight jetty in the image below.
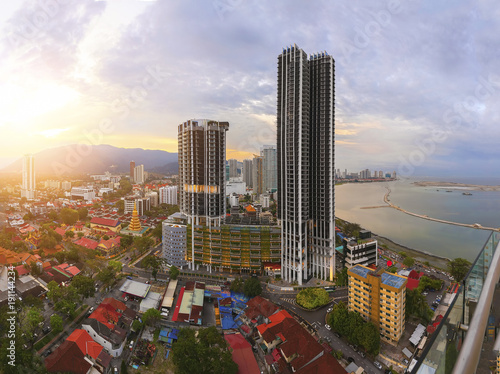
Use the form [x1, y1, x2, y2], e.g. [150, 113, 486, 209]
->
[381, 188, 500, 232]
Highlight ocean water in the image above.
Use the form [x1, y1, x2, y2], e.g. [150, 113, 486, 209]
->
[335, 177, 500, 262]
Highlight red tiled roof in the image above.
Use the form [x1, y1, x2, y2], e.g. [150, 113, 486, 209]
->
[295, 353, 346, 374]
[15, 265, 30, 276]
[245, 205, 256, 213]
[65, 266, 81, 276]
[55, 227, 66, 236]
[66, 329, 103, 359]
[245, 296, 279, 320]
[45, 341, 92, 374]
[74, 237, 99, 250]
[90, 217, 120, 227]
[224, 333, 260, 374]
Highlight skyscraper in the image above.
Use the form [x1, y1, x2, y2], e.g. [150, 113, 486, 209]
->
[228, 159, 238, 178]
[277, 44, 335, 285]
[261, 145, 277, 193]
[252, 155, 263, 195]
[242, 159, 253, 188]
[21, 154, 36, 200]
[178, 119, 229, 270]
[130, 161, 135, 182]
[134, 164, 145, 184]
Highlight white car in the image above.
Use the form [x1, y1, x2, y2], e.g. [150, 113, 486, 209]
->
[327, 308, 333, 313]
[325, 324, 331, 330]
[374, 361, 383, 369]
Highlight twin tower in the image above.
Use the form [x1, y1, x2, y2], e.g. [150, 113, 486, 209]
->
[178, 45, 335, 285]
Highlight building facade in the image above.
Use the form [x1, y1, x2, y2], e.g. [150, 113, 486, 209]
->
[71, 187, 95, 201]
[134, 164, 144, 184]
[159, 186, 178, 205]
[130, 161, 135, 182]
[162, 213, 188, 268]
[348, 265, 407, 345]
[252, 155, 263, 195]
[344, 238, 378, 269]
[178, 119, 229, 270]
[277, 44, 335, 284]
[21, 154, 36, 200]
[228, 159, 238, 178]
[124, 197, 150, 216]
[186, 223, 281, 273]
[242, 159, 253, 188]
[261, 145, 277, 193]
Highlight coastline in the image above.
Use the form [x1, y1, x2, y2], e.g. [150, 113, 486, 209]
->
[413, 181, 500, 191]
[337, 217, 451, 270]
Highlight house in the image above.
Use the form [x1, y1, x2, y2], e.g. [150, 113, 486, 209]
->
[82, 297, 136, 357]
[224, 333, 260, 374]
[45, 329, 112, 374]
[256, 310, 346, 373]
[74, 237, 99, 250]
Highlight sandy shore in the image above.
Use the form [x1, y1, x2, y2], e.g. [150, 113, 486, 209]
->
[413, 181, 500, 191]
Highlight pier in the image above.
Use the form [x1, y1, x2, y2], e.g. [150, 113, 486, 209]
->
[376, 188, 500, 232]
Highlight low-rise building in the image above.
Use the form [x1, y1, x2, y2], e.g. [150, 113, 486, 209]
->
[344, 238, 378, 268]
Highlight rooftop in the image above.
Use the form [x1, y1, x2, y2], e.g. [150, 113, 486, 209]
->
[348, 264, 373, 279]
[381, 272, 407, 289]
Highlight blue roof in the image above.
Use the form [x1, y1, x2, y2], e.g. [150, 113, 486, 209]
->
[381, 272, 406, 289]
[349, 265, 373, 279]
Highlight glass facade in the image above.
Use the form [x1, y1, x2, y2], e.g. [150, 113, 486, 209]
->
[412, 231, 500, 374]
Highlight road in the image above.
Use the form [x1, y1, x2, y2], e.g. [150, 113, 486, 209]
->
[264, 288, 383, 373]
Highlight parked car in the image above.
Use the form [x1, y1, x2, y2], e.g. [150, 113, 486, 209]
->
[359, 351, 366, 358]
[325, 324, 331, 330]
[334, 332, 340, 338]
[327, 307, 333, 313]
[374, 361, 383, 369]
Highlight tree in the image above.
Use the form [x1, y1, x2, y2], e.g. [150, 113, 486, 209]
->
[406, 288, 433, 323]
[336, 268, 348, 286]
[172, 327, 238, 374]
[403, 256, 415, 267]
[134, 236, 154, 253]
[151, 223, 163, 240]
[65, 230, 75, 239]
[116, 199, 125, 214]
[78, 207, 88, 221]
[143, 308, 162, 326]
[143, 255, 161, 279]
[169, 265, 180, 280]
[120, 235, 134, 249]
[47, 281, 63, 302]
[399, 251, 408, 258]
[71, 275, 95, 299]
[50, 314, 64, 333]
[77, 231, 85, 238]
[296, 288, 329, 309]
[132, 319, 143, 332]
[19, 307, 44, 341]
[54, 251, 66, 264]
[40, 235, 57, 249]
[108, 260, 123, 273]
[48, 210, 59, 221]
[60, 208, 79, 225]
[343, 222, 361, 238]
[23, 211, 35, 221]
[121, 360, 129, 374]
[243, 277, 262, 297]
[97, 266, 117, 286]
[230, 278, 244, 293]
[448, 258, 471, 282]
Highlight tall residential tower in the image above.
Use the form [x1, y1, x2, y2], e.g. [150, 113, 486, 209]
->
[277, 45, 335, 285]
[178, 119, 229, 270]
[21, 154, 36, 200]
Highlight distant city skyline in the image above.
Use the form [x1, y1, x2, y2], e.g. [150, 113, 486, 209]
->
[1, 1, 499, 177]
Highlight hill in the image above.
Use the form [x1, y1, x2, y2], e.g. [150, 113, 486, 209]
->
[1, 144, 178, 176]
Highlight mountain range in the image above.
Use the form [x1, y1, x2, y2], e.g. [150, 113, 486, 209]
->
[1, 144, 178, 176]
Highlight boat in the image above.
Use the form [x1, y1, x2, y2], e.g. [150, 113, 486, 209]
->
[445, 190, 452, 192]
[462, 192, 472, 196]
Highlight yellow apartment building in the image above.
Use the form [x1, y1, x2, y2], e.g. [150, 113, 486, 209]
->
[348, 264, 407, 345]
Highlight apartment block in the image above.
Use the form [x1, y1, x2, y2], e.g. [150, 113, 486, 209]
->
[344, 238, 378, 268]
[348, 264, 407, 345]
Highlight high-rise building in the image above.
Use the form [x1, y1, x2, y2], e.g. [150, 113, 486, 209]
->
[124, 197, 150, 216]
[21, 154, 36, 200]
[242, 159, 253, 188]
[228, 159, 238, 178]
[252, 155, 263, 195]
[134, 165, 145, 184]
[162, 213, 188, 268]
[178, 119, 229, 270]
[159, 186, 178, 205]
[261, 145, 277, 193]
[130, 161, 135, 182]
[348, 265, 407, 345]
[277, 44, 335, 285]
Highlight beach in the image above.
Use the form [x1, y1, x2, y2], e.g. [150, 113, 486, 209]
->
[413, 181, 500, 191]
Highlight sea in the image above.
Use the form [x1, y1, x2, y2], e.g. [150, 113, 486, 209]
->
[335, 176, 500, 262]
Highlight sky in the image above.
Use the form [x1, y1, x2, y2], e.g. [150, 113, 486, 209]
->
[1, 0, 500, 177]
